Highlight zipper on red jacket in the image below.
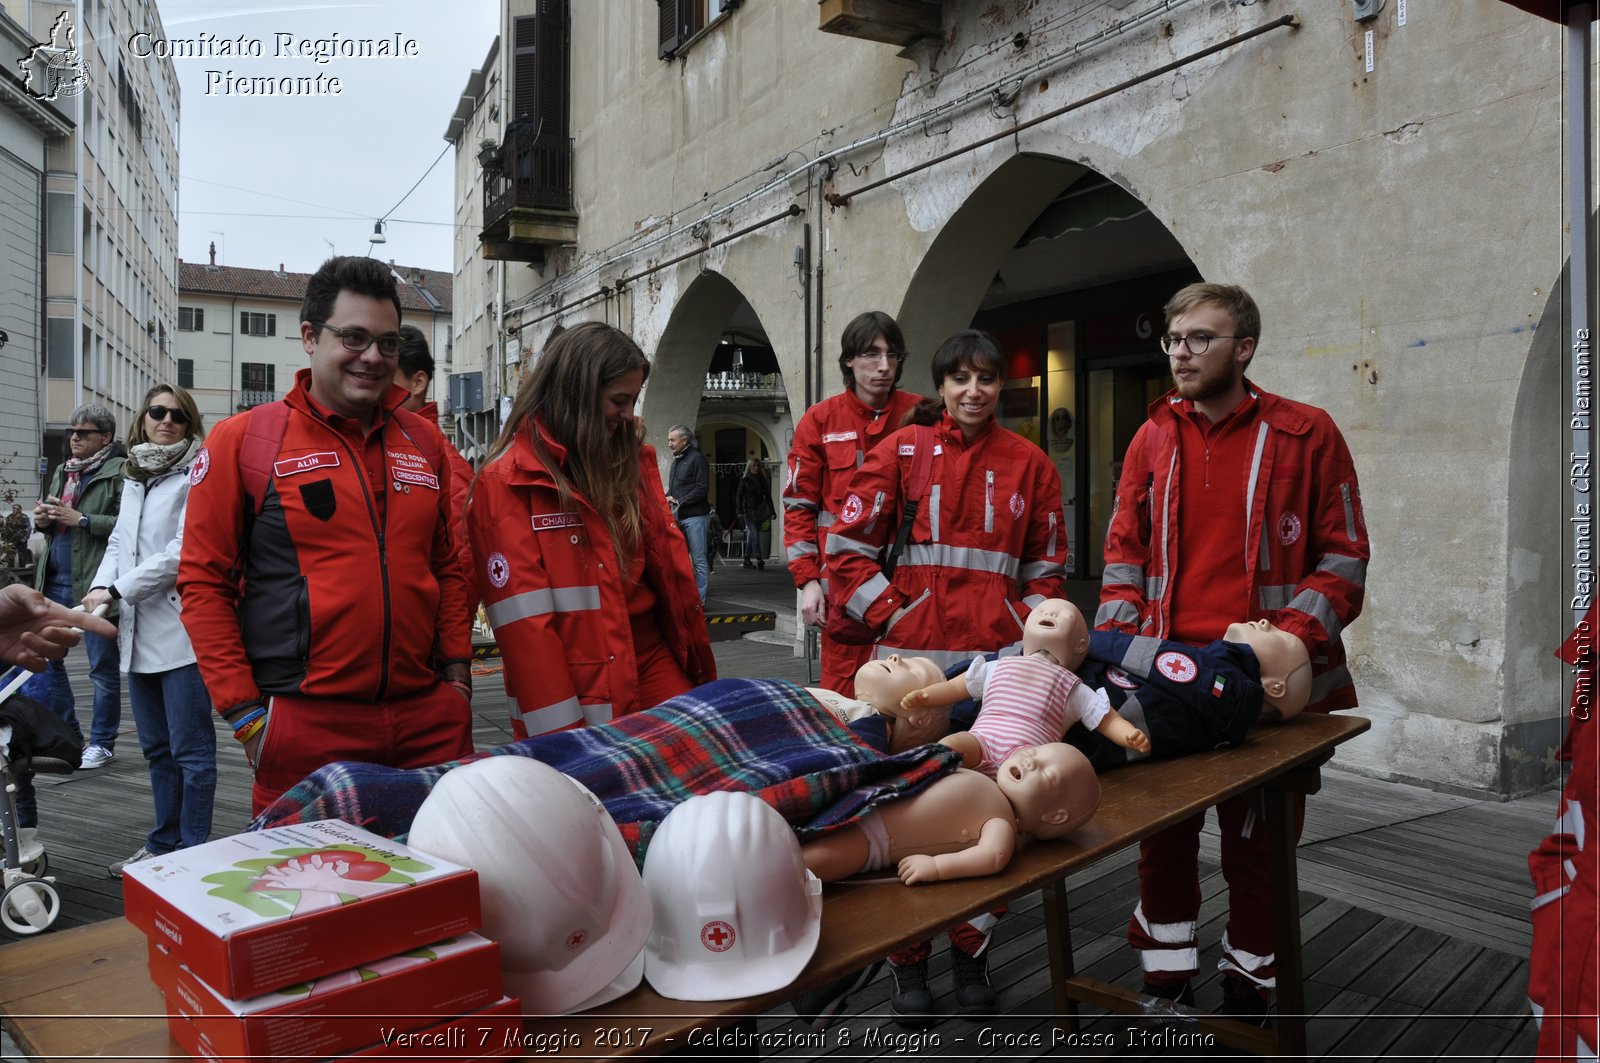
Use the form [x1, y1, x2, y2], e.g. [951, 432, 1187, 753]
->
[328, 430, 393, 702]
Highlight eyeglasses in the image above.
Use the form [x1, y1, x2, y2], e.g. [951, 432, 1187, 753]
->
[146, 405, 190, 425]
[315, 322, 403, 356]
[1160, 333, 1241, 356]
[67, 428, 104, 439]
[853, 349, 904, 365]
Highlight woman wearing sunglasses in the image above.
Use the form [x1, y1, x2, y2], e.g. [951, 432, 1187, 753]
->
[83, 385, 214, 877]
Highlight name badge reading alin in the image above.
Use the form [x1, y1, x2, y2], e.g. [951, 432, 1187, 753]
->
[274, 452, 340, 478]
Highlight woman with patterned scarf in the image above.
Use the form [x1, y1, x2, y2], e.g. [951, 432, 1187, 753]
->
[31, 403, 124, 769]
[82, 386, 213, 877]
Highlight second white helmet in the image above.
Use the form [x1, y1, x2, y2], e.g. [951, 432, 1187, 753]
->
[642, 790, 822, 1001]
[407, 756, 651, 1015]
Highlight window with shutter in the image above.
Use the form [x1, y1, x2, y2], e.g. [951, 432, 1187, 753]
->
[658, 0, 690, 60]
[658, 0, 738, 61]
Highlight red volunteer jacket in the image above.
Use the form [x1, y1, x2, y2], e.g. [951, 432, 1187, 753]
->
[826, 414, 1068, 670]
[783, 388, 922, 589]
[1097, 382, 1369, 713]
[179, 370, 472, 714]
[1529, 605, 1599, 1061]
[416, 401, 478, 614]
[467, 422, 715, 739]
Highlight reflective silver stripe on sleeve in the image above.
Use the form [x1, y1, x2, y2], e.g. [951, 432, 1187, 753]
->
[1286, 588, 1341, 643]
[1095, 599, 1140, 627]
[1144, 576, 1166, 602]
[783, 497, 817, 511]
[1103, 563, 1144, 588]
[929, 483, 941, 541]
[846, 572, 892, 621]
[1022, 593, 1045, 608]
[901, 543, 1019, 577]
[485, 585, 601, 628]
[826, 532, 881, 561]
[787, 541, 819, 562]
[1258, 584, 1296, 611]
[1245, 422, 1269, 565]
[581, 702, 615, 726]
[817, 511, 837, 528]
[1119, 635, 1163, 679]
[1317, 553, 1367, 586]
[1309, 664, 1352, 705]
[1020, 559, 1065, 582]
[874, 643, 996, 671]
[509, 695, 586, 736]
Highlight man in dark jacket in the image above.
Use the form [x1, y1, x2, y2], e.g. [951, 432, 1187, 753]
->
[665, 423, 711, 603]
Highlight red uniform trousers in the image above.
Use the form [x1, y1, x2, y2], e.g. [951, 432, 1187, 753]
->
[1129, 789, 1307, 989]
[251, 682, 474, 816]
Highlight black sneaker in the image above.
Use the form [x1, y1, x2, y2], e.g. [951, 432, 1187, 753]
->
[1220, 975, 1273, 1028]
[950, 948, 996, 1014]
[888, 959, 936, 1029]
[790, 960, 883, 1030]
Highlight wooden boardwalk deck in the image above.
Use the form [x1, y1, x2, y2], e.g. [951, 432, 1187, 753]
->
[9, 633, 1555, 1060]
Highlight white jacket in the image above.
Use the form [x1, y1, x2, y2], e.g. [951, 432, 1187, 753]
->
[91, 459, 197, 674]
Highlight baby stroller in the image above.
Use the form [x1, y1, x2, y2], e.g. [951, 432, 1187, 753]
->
[0, 666, 81, 934]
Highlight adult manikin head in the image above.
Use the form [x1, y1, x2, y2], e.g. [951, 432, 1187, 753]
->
[853, 654, 946, 711]
[1225, 619, 1312, 719]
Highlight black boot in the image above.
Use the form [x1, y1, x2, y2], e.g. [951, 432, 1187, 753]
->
[950, 948, 996, 1015]
[887, 959, 936, 1028]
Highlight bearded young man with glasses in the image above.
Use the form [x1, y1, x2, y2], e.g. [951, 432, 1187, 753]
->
[1097, 282, 1370, 1023]
[178, 256, 475, 815]
[782, 311, 923, 693]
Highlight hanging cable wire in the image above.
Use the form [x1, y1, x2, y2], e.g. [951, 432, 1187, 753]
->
[377, 141, 453, 224]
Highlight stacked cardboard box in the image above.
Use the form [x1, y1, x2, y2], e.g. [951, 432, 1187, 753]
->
[123, 820, 522, 1061]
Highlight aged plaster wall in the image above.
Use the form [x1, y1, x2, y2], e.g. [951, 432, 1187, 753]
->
[498, 0, 1576, 792]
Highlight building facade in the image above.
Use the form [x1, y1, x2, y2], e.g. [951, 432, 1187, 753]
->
[0, 1, 72, 509]
[461, 0, 1590, 794]
[176, 257, 454, 431]
[442, 36, 505, 464]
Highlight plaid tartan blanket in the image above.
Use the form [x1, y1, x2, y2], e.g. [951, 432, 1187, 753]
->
[253, 677, 961, 865]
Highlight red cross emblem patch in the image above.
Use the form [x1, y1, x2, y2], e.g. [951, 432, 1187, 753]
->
[1155, 651, 1199, 684]
[700, 920, 736, 953]
[840, 493, 864, 524]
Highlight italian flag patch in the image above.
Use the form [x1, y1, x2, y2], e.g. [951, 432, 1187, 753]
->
[1211, 675, 1226, 698]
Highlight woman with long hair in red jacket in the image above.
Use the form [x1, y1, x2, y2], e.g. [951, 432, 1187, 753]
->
[468, 323, 715, 740]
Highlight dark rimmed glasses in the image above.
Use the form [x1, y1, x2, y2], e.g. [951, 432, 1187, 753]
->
[1159, 333, 1241, 356]
[67, 428, 105, 439]
[315, 322, 403, 356]
[146, 405, 190, 425]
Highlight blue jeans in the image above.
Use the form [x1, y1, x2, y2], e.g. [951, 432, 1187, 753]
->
[678, 514, 711, 604]
[127, 665, 217, 853]
[42, 579, 120, 749]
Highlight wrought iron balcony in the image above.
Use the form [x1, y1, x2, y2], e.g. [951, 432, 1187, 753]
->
[238, 388, 275, 409]
[480, 126, 579, 263]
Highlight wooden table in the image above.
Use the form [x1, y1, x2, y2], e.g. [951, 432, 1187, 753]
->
[0, 713, 1367, 1060]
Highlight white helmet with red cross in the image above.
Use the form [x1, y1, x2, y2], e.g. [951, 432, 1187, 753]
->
[641, 790, 822, 1000]
[407, 755, 651, 1014]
